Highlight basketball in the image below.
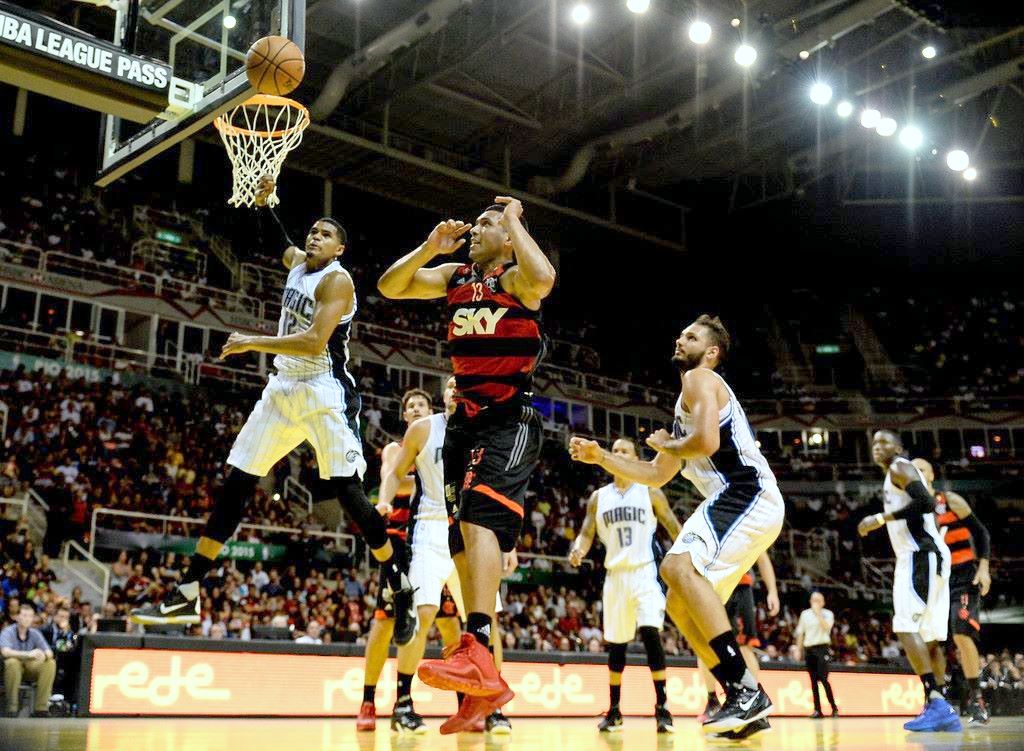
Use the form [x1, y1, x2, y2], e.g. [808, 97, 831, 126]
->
[245, 35, 305, 96]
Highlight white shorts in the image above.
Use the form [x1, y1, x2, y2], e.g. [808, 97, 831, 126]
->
[667, 483, 785, 603]
[893, 550, 950, 642]
[227, 373, 366, 480]
[407, 518, 502, 615]
[602, 561, 666, 644]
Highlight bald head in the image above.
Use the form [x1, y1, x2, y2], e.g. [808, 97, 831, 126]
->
[911, 458, 935, 489]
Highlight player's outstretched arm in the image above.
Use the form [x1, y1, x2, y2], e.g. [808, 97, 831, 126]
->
[493, 197, 556, 308]
[569, 437, 681, 488]
[568, 492, 599, 566]
[650, 487, 682, 541]
[378, 419, 428, 509]
[377, 220, 468, 299]
[219, 271, 353, 359]
[858, 458, 934, 536]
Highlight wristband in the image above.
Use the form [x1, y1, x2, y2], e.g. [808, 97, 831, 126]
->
[874, 513, 886, 526]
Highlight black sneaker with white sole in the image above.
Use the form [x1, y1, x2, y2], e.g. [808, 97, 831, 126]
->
[390, 704, 427, 735]
[598, 707, 624, 732]
[486, 710, 512, 734]
[129, 589, 200, 625]
[387, 573, 418, 646]
[655, 705, 675, 733]
[701, 684, 772, 734]
[717, 717, 771, 739]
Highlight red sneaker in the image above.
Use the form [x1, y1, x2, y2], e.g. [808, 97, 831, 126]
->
[439, 690, 514, 735]
[356, 701, 376, 731]
[418, 634, 507, 697]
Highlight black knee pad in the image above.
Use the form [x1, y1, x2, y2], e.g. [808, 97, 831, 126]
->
[205, 468, 258, 542]
[331, 475, 390, 550]
[607, 642, 627, 674]
[639, 626, 666, 672]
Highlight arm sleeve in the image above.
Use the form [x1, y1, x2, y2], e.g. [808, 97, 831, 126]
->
[794, 613, 804, 637]
[31, 629, 49, 652]
[823, 610, 835, 626]
[889, 480, 936, 520]
[0, 627, 13, 651]
[961, 513, 991, 559]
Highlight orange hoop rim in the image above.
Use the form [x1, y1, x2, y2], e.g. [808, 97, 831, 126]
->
[213, 94, 310, 139]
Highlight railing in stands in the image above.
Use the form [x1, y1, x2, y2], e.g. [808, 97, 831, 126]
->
[284, 476, 313, 517]
[88, 508, 356, 557]
[62, 539, 110, 607]
[0, 399, 7, 440]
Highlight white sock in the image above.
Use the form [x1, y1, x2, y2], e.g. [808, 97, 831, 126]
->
[178, 581, 200, 600]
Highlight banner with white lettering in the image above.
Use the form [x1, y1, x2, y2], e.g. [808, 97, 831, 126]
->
[0, 2, 170, 93]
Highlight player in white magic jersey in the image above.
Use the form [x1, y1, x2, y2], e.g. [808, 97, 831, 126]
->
[858, 430, 961, 732]
[569, 438, 681, 734]
[376, 376, 513, 735]
[131, 178, 415, 647]
[571, 315, 784, 736]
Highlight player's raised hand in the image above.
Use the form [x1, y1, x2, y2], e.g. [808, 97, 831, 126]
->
[645, 428, 672, 453]
[569, 436, 602, 464]
[220, 332, 254, 359]
[425, 219, 471, 256]
[494, 196, 523, 228]
[568, 546, 584, 568]
[255, 174, 275, 207]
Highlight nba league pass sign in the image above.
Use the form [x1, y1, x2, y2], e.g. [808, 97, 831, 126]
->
[0, 2, 170, 93]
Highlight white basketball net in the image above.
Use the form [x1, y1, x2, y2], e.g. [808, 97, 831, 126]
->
[214, 95, 310, 208]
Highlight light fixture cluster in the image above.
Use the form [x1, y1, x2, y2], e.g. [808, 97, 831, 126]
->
[565, 4, 977, 181]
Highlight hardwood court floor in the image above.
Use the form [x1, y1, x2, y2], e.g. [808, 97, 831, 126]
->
[1, 715, 1020, 751]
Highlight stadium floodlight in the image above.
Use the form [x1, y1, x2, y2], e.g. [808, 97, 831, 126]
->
[570, 2, 592, 25]
[731, 18, 741, 28]
[734, 44, 757, 67]
[688, 21, 712, 45]
[876, 117, 897, 137]
[223, 15, 237, 29]
[860, 108, 881, 128]
[899, 125, 923, 150]
[963, 167, 978, 181]
[836, 100, 854, 118]
[922, 45, 937, 59]
[627, 0, 651, 13]
[946, 149, 969, 171]
[799, 50, 810, 60]
[810, 82, 833, 105]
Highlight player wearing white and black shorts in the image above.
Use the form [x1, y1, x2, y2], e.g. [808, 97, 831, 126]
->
[571, 315, 784, 736]
[858, 430, 961, 733]
[131, 198, 415, 645]
[569, 438, 682, 734]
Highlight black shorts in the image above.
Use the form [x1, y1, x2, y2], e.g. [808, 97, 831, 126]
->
[726, 585, 760, 648]
[437, 584, 459, 619]
[445, 400, 542, 554]
[950, 586, 982, 641]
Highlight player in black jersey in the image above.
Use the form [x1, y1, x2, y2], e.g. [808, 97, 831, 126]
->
[914, 459, 992, 724]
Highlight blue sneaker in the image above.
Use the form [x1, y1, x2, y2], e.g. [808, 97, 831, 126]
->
[904, 698, 962, 732]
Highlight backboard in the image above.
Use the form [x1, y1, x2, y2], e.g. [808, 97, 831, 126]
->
[97, 0, 304, 187]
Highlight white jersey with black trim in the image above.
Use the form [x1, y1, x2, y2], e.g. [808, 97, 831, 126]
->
[412, 412, 447, 523]
[882, 459, 948, 558]
[595, 482, 658, 571]
[671, 370, 777, 499]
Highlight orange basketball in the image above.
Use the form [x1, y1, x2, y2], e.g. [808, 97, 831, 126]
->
[245, 35, 305, 96]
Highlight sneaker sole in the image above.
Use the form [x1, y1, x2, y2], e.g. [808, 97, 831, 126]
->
[487, 725, 512, 735]
[391, 724, 428, 735]
[599, 725, 624, 734]
[702, 705, 772, 734]
[657, 725, 676, 734]
[129, 613, 199, 625]
[417, 666, 509, 698]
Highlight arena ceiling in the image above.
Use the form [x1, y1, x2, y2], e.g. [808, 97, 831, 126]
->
[53, 1, 1024, 248]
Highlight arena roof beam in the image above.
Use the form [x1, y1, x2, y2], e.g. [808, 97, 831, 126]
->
[426, 84, 543, 129]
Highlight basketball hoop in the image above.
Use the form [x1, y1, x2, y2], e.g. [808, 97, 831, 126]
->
[214, 95, 310, 208]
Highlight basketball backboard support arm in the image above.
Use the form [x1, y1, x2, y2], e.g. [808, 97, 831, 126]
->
[96, 0, 305, 188]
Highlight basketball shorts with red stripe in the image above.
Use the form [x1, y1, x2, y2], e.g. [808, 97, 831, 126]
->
[950, 585, 982, 641]
[445, 400, 542, 554]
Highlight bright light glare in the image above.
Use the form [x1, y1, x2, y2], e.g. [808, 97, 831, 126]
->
[570, 2, 592, 25]
[223, 15, 237, 29]
[799, 50, 810, 60]
[946, 149, 969, 171]
[963, 167, 978, 181]
[899, 125, 923, 150]
[627, 0, 651, 13]
[860, 108, 881, 128]
[809, 82, 832, 105]
[922, 45, 937, 59]
[731, 18, 741, 28]
[734, 44, 757, 67]
[689, 21, 712, 45]
[836, 100, 853, 118]
[876, 117, 897, 137]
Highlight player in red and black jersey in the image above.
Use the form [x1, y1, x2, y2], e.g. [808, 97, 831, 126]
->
[913, 459, 992, 724]
[378, 196, 555, 732]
